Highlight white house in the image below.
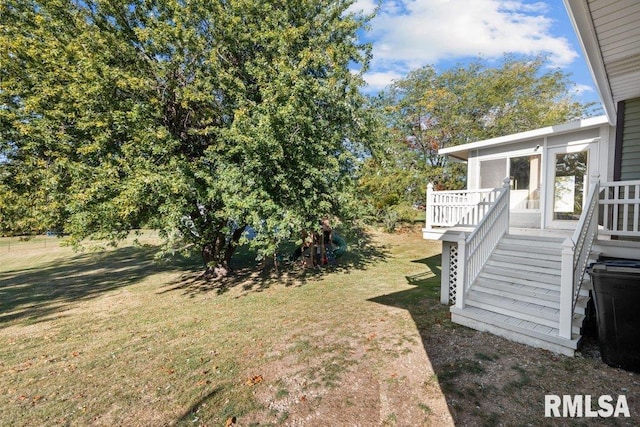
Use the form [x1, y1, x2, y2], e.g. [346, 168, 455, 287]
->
[423, 0, 640, 356]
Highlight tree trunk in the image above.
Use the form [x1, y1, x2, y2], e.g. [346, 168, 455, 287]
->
[201, 225, 247, 278]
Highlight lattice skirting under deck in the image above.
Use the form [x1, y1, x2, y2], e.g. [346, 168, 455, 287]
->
[448, 243, 458, 305]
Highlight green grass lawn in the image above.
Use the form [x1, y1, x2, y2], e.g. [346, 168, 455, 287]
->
[2, 228, 638, 426]
[0, 228, 451, 426]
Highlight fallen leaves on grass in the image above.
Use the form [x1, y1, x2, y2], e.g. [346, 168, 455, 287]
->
[246, 375, 263, 386]
[225, 416, 236, 426]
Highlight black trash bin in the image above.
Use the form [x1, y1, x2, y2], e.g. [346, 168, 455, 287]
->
[588, 260, 640, 373]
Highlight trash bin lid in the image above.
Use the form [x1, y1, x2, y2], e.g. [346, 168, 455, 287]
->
[598, 258, 640, 266]
[589, 259, 640, 274]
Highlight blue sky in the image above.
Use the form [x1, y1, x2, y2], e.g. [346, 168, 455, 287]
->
[350, 0, 601, 109]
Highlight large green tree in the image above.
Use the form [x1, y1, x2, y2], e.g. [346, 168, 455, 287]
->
[0, 0, 372, 273]
[361, 55, 594, 217]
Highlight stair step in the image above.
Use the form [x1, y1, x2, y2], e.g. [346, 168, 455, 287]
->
[501, 234, 564, 248]
[466, 290, 559, 328]
[505, 233, 565, 241]
[501, 235, 565, 248]
[448, 232, 595, 356]
[580, 278, 593, 292]
[490, 253, 561, 269]
[481, 266, 560, 287]
[473, 277, 560, 306]
[493, 247, 561, 262]
[574, 294, 590, 315]
[461, 303, 585, 336]
[495, 243, 562, 257]
[470, 281, 589, 316]
[450, 305, 581, 356]
[466, 289, 584, 334]
[454, 304, 585, 339]
[486, 259, 560, 275]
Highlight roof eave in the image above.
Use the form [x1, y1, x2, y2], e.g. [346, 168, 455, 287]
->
[563, 0, 617, 126]
[438, 116, 609, 157]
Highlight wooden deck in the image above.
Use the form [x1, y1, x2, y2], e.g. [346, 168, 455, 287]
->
[424, 179, 640, 356]
[423, 225, 572, 242]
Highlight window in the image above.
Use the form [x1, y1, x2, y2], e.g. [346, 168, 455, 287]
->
[479, 158, 507, 188]
[478, 155, 541, 209]
[553, 151, 588, 220]
[510, 157, 532, 190]
[509, 155, 541, 209]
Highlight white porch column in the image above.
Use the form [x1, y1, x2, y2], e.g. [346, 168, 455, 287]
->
[503, 176, 511, 228]
[426, 182, 434, 230]
[591, 170, 600, 241]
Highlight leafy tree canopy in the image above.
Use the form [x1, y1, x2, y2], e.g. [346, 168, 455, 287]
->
[360, 55, 595, 219]
[0, 0, 373, 273]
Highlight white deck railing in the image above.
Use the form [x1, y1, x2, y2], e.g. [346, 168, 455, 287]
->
[456, 178, 511, 309]
[559, 175, 600, 339]
[429, 172, 640, 340]
[600, 179, 640, 236]
[425, 185, 502, 229]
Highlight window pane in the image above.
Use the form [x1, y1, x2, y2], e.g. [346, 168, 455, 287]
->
[510, 155, 540, 209]
[553, 151, 588, 220]
[510, 157, 531, 189]
[479, 158, 507, 188]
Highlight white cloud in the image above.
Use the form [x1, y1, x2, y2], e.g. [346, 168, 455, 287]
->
[348, 0, 378, 15]
[361, 0, 579, 90]
[571, 83, 594, 97]
[363, 70, 405, 91]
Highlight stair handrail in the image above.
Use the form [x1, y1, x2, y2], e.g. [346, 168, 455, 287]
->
[456, 177, 511, 309]
[559, 173, 600, 339]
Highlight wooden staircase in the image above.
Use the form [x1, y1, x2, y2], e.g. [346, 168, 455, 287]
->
[450, 234, 591, 356]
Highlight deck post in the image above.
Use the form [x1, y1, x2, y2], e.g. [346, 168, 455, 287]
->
[503, 177, 511, 229]
[455, 232, 466, 310]
[426, 182, 434, 230]
[559, 238, 574, 339]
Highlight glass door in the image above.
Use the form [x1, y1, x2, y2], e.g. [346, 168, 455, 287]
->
[545, 144, 591, 228]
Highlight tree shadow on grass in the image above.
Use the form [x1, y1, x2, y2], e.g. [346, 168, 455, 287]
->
[369, 253, 640, 425]
[174, 387, 225, 425]
[160, 226, 390, 298]
[0, 245, 201, 326]
[369, 253, 533, 424]
[368, 253, 503, 425]
[368, 254, 445, 326]
[368, 253, 469, 421]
